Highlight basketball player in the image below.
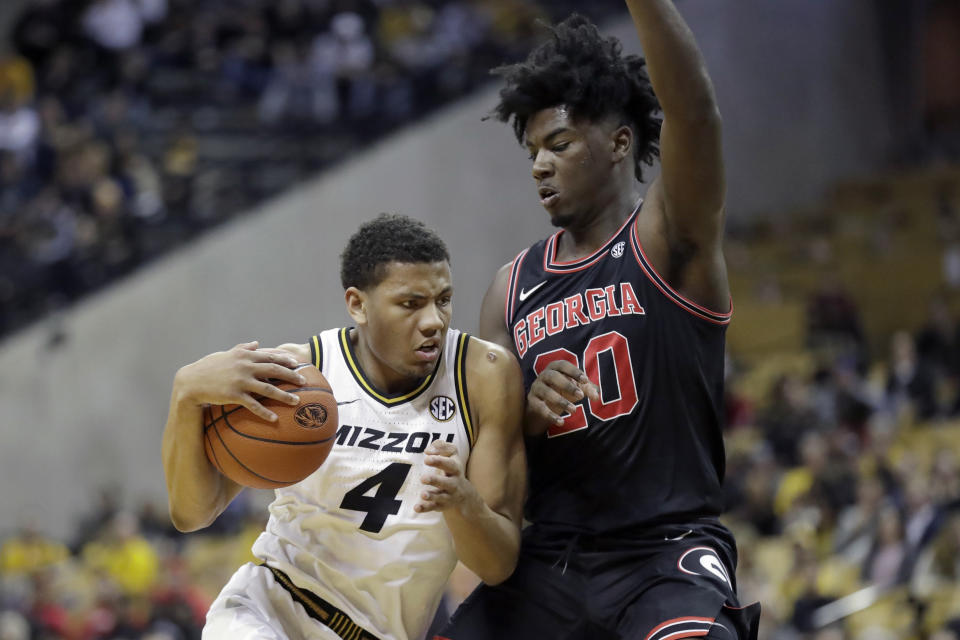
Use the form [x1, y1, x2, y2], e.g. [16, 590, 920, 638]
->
[437, 3, 760, 639]
[162, 214, 526, 640]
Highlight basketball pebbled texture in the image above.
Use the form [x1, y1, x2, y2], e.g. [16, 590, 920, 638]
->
[203, 363, 338, 489]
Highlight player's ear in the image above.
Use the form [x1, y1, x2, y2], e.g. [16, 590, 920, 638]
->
[611, 125, 632, 164]
[344, 287, 367, 325]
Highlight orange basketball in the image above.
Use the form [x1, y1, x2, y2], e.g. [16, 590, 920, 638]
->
[203, 363, 338, 489]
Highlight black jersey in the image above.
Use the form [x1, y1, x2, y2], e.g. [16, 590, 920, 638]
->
[504, 206, 732, 534]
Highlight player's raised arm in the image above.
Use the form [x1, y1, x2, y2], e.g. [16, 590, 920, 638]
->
[415, 338, 526, 584]
[626, 0, 726, 265]
[161, 341, 306, 532]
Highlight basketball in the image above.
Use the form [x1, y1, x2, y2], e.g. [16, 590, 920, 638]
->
[203, 363, 338, 489]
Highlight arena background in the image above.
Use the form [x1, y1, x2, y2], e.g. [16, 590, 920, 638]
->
[0, 1, 958, 639]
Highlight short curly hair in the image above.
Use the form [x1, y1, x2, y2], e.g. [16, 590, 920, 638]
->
[340, 214, 450, 290]
[492, 14, 661, 181]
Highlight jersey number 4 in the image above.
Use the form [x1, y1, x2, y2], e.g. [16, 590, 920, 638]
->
[533, 331, 638, 437]
[340, 463, 411, 533]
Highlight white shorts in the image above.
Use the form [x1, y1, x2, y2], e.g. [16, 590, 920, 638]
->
[203, 563, 338, 640]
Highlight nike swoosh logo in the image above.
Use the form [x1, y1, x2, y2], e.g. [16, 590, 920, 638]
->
[336, 399, 359, 406]
[664, 529, 693, 542]
[518, 281, 547, 302]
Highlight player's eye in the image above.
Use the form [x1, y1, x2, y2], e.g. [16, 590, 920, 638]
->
[401, 300, 419, 309]
[438, 297, 452, 308]
[553, 142, 570, 153]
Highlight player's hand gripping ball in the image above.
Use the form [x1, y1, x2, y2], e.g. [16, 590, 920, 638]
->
[203, 364, 338, 489]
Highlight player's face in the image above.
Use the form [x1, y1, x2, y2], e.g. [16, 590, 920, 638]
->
[524, 106, 619, 228]
[356, 261, 453, 391]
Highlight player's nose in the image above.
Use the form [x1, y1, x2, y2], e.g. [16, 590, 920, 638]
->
[531, 152, 553, 180]
[418, 303, 445, 334]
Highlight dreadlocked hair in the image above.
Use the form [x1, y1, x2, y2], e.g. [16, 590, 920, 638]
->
[491, 14, 661, 181]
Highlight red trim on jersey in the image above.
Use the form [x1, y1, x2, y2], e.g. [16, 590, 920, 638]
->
[644, 616, 715, 640]
[658, 630, 711, 640]
[505, 249, 529, 327]
[544, 210, 638, 274]
[630, 220, 732, 325]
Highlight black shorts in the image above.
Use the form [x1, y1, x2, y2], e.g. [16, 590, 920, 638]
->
[435, 520, 760, 640]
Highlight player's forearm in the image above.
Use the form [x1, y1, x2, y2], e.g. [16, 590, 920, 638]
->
[162, 376, 240, 532]
[625, 0, 718, 121]
[522, 406, 554, 438]
[444, 494, 520, 585]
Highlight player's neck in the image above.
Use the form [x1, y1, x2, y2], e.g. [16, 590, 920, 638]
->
[349, 328, 426, 396]
[556, 188, 642, 261]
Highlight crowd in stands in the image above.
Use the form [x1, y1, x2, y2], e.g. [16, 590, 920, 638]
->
[0, 0, 624, 340]
[4, 1, 960, 639]
[2, 170, 960, 638]
[715, 170, 960, 639]
[6, 284, 960, 639]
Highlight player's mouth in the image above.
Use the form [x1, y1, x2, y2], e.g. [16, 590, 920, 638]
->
[414, 342, 440, 362]
[538, 185, 560, 208]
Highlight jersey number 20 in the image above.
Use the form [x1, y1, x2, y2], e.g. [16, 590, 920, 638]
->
[533, 331, 638, 437]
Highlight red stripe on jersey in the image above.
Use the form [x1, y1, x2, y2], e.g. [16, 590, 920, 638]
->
[629, 220, 732, 325]
[505, 248, 529, 327]
[544, 207, 639, 273]
[645, 616, 715, 640]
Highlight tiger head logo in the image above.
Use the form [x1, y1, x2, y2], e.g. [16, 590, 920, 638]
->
[295, 403, 329, 429]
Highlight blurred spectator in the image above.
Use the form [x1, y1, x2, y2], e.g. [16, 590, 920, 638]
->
[774, 431, 831, 519]
[71, 486, 122, 552]
[862, 503, 907, 587]
[758, 373, 823, 466]
[834, 473, 887, 566]
[902, 473, 942, 555]
[29, 569, 71, 640]
[806, 277, 867, 365]
[931, 449, 960, 508]
[915, 297, 960, 380]
[912, 513, 960, 600]
[784, 541, 833, 633]
[886, 330, 939, 420]
[0, 84, 40, 163]
[81, 511, 160, 596]
[82, 0, 144, 52]
[727, 444, 780, 536]
[0, 610, 29, 640]
[831, 359, 876, 440]
[0, 526, 68, 577]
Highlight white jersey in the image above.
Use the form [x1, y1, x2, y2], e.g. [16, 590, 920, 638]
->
[251, 327, 476, 640]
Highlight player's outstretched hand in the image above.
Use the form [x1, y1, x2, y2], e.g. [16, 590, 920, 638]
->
[174, 341, 306, 422]
[526, 360, 600, 435]
[416, 440, 476, 514]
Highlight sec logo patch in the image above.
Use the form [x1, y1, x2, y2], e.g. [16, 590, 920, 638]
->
[430, 396, 457, 422]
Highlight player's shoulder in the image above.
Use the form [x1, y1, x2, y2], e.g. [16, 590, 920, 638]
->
[490, 260, 513, 287]
[463, 336, 522, 388]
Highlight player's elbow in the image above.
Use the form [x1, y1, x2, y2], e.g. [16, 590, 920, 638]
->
[477, 555, 517, 587]
[475, 536, 520, 586]
[168, 502, 214, 533]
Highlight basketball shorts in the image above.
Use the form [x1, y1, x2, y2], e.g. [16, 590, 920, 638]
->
[435, 520, 760, 640]
[204, 562, 382, 640]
